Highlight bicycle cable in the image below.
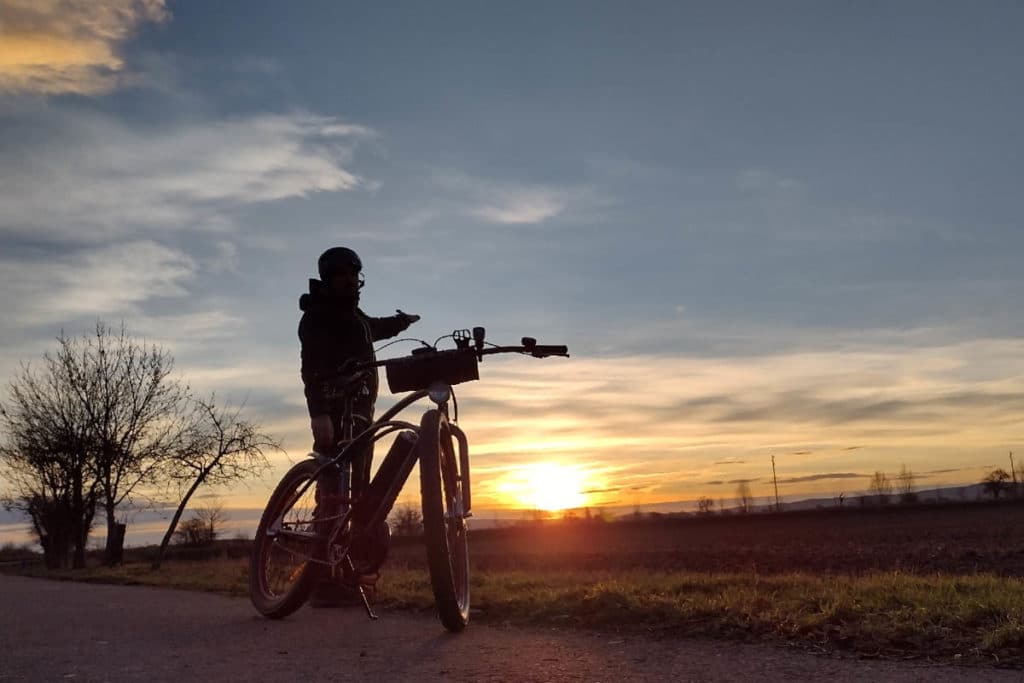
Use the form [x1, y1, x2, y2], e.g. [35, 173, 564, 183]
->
[374, 337, 433, 353]
[432, 333, 455, 348]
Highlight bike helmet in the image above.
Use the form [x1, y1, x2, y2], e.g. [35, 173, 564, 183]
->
[317, 246, 362, 281]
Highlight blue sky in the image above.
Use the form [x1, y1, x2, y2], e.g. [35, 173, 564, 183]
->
[1, 1, 1023, 537]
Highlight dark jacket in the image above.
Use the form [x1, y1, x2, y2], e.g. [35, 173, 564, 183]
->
[298, 279, 410, 417]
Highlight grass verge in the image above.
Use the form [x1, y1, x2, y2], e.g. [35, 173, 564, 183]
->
[7, 562, 1023, 665]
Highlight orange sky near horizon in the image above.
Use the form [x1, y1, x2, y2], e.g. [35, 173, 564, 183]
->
[214, 337, 1024, 516]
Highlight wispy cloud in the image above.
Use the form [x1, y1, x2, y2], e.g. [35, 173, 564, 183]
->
[432, 171, 598, 225]
[472, 193, 564, 224]
[735, 168, 803, 194]
[0, 110, 374, 241]
[0, 240, 195, 324]
[777, 473, 865, 484]
[0, 0, 169, 95]
[448, 335, 1024, 500]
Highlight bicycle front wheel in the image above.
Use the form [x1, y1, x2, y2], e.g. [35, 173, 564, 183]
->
[249, 458, 324, 619]
[419, 409, 470, 631]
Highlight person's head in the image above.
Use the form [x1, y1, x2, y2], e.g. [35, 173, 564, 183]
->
[317, 246, 364, 298]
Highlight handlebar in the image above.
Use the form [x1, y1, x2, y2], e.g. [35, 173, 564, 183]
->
[341, 331, 569, 395]
[479, 344, 569, 359]
[354, 338, 569, 372]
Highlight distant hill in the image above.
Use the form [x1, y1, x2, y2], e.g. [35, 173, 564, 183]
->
[570, 482, 1001, 519]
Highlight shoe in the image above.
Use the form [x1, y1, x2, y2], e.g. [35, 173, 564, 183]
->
[308, 579, 364, 608]
[308, 570, 381, 608]
[347, 571, 379, 604]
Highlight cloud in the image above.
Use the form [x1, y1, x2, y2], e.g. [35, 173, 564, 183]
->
[443, 334, 1024, 503]
[206, 241, 240, 274]
[0, 0, 169, 95]
[432, 171, 596, 225]
[0, 110, 374, 241]
[472, 193, 564, 224]
[777, 473, 865, 484]
[0, 240, 195, 324]
[735, 168, 803, 194]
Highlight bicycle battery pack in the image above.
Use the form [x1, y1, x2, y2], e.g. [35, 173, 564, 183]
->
[352, 430, 418, 529]
[385, 349, 479, 393]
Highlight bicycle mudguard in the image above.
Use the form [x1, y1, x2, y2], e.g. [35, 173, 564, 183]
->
[449, 423, 471, 514]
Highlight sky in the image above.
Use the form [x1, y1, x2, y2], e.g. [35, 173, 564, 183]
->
[1, 1, 1023, 542]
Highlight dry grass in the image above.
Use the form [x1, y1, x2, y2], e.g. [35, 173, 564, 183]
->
[381, 568, 1024, 663]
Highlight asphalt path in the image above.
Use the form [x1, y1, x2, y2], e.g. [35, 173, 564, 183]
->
[0, 575, 1018, 682]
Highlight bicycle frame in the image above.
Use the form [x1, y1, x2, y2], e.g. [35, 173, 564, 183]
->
[277, 382, 470, 616]
[251, 330, 565, 625]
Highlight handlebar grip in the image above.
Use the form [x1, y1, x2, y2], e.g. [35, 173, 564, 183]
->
[531, 345, 569, 357]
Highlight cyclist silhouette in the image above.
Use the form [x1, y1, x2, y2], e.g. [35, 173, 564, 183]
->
[298, 246, 419, 605]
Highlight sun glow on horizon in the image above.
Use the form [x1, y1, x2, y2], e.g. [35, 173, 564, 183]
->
[494, 462, 595, 512]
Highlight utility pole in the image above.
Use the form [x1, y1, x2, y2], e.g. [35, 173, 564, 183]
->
[1011, 451, 1017, 485]
[771, 454, 781, 512]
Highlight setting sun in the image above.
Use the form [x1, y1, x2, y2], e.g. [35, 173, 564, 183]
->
[495, 462, 592, 512]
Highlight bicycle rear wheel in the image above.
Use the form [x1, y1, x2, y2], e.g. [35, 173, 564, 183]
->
[249, 459, 324, 618]
[419, 409, 470, 632]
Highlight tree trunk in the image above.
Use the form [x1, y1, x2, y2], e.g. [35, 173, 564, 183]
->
[151, 472, 207, 570]
[71, 475, 88, 569]
[103, 503, 125, 566]
[72, 533, 87, 569]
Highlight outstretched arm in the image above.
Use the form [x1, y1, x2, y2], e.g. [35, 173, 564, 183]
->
[364, 309, 420, 342]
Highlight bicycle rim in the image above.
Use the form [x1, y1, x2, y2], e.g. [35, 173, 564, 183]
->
[249, 459, 323, 618]
[419, 409, 470, 632]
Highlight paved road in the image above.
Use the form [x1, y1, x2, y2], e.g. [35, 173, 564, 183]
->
[0, 575, 1017, 682]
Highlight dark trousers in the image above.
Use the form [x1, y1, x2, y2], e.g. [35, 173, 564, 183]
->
[313, 404, 375, 500]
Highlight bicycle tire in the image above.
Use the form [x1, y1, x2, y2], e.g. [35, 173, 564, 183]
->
[249, 459, 324, 618]
[419, 409, 470, 632]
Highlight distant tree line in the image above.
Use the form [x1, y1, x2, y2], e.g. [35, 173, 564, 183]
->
[0, 324, 280, 570]
[691, 459, 1023, 517]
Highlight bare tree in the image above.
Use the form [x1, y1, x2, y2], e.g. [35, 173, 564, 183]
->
[867, 471, 892, 504]
[152, 396, 277, 569]
[56, 324, 191, 565]
[735, 481, 753, 514]
[983, 468, 1012, 500]
[391, 501, 423, 540]
[0, 351, 99, 569]
[172, 503, 229, 546]
[696, 496, 714, 515]
[896, 464, 918, 503]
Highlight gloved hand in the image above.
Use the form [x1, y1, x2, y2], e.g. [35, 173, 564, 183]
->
[311, 415, 334, 451]
[395, 309, 421, 327]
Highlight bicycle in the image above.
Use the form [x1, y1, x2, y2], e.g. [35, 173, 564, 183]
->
[249, 327, 569, 631]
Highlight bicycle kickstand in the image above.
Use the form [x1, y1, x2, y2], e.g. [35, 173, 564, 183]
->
[345, 557, 378, 620]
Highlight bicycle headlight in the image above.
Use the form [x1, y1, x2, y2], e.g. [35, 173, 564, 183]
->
[428, 381, 452, 405]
